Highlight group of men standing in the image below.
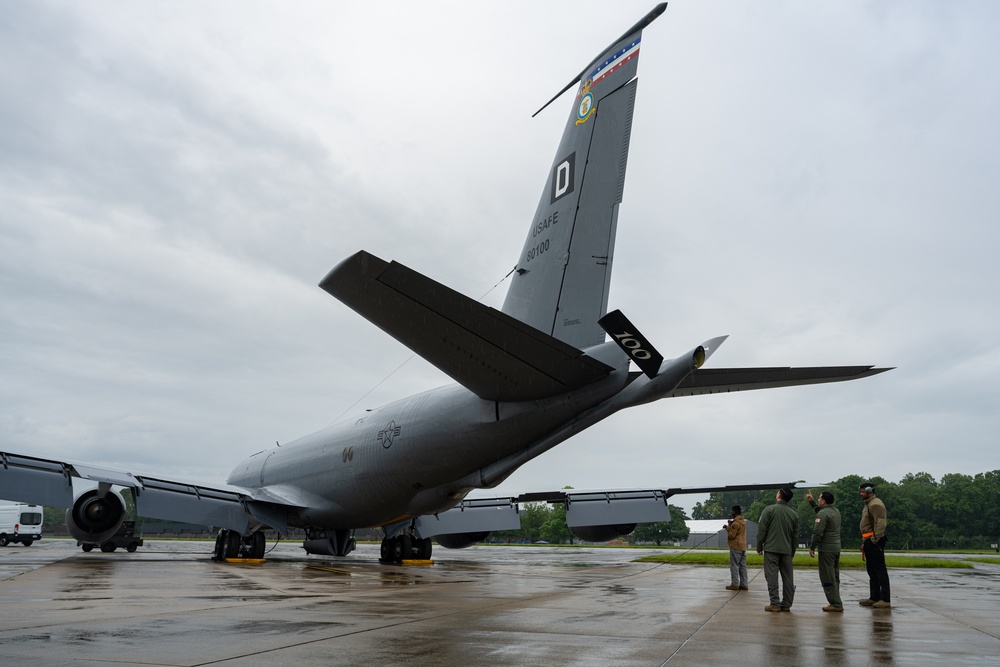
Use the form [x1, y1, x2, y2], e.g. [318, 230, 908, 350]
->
[723, 483, 891, 612]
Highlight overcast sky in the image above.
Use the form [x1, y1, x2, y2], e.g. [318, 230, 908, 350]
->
[2, 1, 997, 516]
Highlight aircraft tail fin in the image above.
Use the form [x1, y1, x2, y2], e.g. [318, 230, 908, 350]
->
[500, 4, 666, 349]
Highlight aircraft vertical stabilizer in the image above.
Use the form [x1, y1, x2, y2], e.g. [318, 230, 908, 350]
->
[501, 5, 665, 349]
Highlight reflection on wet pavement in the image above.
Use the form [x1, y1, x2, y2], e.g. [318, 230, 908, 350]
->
[1, 540, 998, 666]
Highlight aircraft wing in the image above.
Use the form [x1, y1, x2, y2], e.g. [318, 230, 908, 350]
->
[0, 451, 297, 535]
[665, 365, 893, 397]
[413, 481, 804, 541]
[319, 250, 614, 402]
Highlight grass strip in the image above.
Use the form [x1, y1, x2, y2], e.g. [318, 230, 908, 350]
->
[635, 552, 973, 569]
[965, 557, 1000, 565]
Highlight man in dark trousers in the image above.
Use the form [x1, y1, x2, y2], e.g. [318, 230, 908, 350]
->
[807, 490, 843, 612]
[756, 487, 799, 612]
[859, 482, 891, 609]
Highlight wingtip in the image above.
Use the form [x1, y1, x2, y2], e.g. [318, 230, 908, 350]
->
[701, 335, 729, 361]
[318, 250, 381, 287]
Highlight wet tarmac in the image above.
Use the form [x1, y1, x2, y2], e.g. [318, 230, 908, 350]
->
[2, 539, 999, 666]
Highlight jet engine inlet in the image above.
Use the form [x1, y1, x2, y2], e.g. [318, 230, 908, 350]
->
[66, 488, 127, 544]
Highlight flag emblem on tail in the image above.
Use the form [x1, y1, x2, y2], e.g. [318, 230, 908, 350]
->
[576, 79, 596, 125]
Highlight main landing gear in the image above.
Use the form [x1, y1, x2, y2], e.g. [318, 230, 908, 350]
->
[212, 529, 266, 561]
[379, 535, 432, 564]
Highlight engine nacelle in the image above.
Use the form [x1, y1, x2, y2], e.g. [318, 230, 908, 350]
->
[65, 488, 127, 544]
[434, 531, 490, 549]
[570, 523, 636, 543]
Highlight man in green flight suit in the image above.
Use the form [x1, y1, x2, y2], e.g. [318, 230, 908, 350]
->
[757, 487, 799, 612]
[807, 490, 843, 612]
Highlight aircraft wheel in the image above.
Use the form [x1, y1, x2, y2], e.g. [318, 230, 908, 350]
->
[224, 531, 241, 559]
[393, 535, 411, 563]
[213, 530, 227, 561]
[126, 542, 138, 553]
[82, 544, 94, 552]
[380, 537, 394, 563]
[212, 530, 226, 561]
[415, 537, 432, 560]
[251, 532, 266, 559]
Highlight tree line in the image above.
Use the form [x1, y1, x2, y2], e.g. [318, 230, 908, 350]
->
[488, 470, 1000, 549]
[692, 470, 1000, 550]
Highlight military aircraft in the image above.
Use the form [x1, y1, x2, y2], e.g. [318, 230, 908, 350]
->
[0, 4, 888, 563]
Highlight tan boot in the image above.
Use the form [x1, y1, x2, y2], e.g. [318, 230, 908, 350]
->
[764, 605, 782, 612]
[725, 585, 739, 591]
[859, 598, 876, 607]
[823, 605, 845, 613]
[872, 600, 892, 609]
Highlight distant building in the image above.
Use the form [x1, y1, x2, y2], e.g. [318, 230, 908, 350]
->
[681, 519, 758, 549]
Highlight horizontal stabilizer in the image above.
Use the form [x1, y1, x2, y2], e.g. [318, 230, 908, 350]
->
[666, 365, 892, 397]
[319, 251, 614, 402]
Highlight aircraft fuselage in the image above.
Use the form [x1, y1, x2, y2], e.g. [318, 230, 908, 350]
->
[226, 347, 632, 529]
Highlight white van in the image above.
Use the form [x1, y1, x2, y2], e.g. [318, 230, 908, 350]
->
[0, 503, 44, 546]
